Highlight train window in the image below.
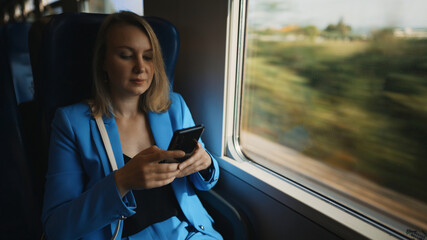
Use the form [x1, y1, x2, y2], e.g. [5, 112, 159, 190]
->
[238, 0, 427, 236]
[81, 0, 143, 15]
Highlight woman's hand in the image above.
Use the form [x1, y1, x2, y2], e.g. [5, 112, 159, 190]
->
[114, 145, 185, 198]
[176, 142, 212, 178]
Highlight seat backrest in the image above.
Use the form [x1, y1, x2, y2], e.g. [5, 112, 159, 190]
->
[0, 23, 42, 240]
[28, 13, 251, 240]
[26, 14, 180, 238]
[5, 22, 34, 105]
[33, 13, 180, 131]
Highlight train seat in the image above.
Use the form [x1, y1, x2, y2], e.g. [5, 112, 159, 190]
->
[29, 12, 249, 239]
[4, 22, 35, 104]
[0, 22, 41, 240]
[32, 13, 180, 133]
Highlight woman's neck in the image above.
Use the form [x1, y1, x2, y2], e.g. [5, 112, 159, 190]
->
[112, 95, 141, 119]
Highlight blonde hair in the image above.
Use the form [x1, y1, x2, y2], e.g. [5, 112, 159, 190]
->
[91, 11, 171, 117]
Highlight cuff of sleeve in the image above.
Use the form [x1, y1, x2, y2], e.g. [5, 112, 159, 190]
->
[107, 172, 136, 218]
[198, 163, 215, 181]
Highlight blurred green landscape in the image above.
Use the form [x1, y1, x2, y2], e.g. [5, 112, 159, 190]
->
[242, 25, 427, 203]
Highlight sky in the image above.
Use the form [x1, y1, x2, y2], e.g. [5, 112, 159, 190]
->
[248, 0, 427, 31]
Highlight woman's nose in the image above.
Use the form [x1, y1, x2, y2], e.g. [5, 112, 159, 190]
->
[133, 57, 145, 73]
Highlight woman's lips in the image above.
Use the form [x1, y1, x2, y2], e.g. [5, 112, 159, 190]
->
[130, 78, 146, 84]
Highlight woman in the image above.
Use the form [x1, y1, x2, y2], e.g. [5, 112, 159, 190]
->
[41, 11, 222, 240]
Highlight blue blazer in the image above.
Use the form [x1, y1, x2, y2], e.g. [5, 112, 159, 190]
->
[41, 92, 221, 240]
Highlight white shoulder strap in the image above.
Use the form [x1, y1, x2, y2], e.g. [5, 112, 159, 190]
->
[94, 116, 122, 240]
[95, 116, 118, 171]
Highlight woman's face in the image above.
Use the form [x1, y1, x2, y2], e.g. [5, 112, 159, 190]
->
[103, 23, 154, 99]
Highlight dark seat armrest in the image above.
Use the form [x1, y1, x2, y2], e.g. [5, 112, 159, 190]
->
[197, 189, 253, 240]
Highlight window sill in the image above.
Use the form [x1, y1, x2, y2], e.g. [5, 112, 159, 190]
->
[217, 152, 399, 240]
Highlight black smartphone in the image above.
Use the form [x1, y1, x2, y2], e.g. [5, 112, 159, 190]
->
[167, 124, 205, 163]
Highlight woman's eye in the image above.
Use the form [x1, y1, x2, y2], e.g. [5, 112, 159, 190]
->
[119, 54, 133, 59]
[143, 55, 153, 61]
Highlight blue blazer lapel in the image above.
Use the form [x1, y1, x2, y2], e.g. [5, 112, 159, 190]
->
[90, 116, 124, 177]
[91, 111, 173, 177]
[147, 111, 173, 150]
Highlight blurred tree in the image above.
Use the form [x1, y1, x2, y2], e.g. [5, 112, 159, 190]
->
[324, 18, 352, 38]
[297, 25, 319, 41]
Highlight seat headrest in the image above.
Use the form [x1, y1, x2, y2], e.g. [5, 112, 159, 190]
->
[34, 12, 180, 125]
[3, 22, 34, 104]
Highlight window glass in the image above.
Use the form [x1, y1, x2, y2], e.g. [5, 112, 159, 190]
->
[240, 0, 427, 236]
[82, 0, 143, 15]
[41, 1, 62, 15]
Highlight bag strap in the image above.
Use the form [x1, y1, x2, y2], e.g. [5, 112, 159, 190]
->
[94, 116, 122, 240]
[95, 116, 118, 171]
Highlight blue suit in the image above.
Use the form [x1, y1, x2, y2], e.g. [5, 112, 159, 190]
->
[41, 92, 222, 240]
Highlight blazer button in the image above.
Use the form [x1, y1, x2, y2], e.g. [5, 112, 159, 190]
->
[199, 225, 205, 230]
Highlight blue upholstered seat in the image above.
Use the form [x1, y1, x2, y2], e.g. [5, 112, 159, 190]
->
[34, 13, 180, 131]
[29, 13, 250, 240]
[0, 22, 41, 240]
[6, 23, 35, 104]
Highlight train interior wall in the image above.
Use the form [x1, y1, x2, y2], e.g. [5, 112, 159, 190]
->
[145, 1, 365, 239]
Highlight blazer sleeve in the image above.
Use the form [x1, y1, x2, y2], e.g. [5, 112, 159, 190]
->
[41, 108, 136, 240]
[175, 93, 220, 191]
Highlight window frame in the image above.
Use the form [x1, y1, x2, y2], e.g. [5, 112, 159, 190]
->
[221, 0, 410, 239]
